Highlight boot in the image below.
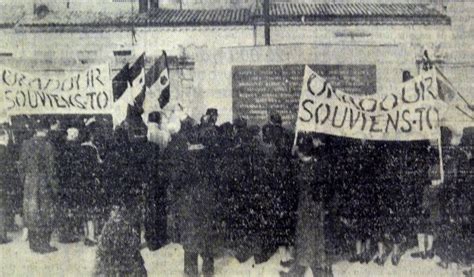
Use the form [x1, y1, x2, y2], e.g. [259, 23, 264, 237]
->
[411, 251, 426, 259]
[0, 236, 12, 244]
[38, 231, 57, 254]
[310, 266, 333, 277]
[374, 252, 389, 266]
[280, 259, 296, 268]
[348, 253, 362, 263]
[184, 251, 198, 277]
[28, 231, 41, 252]
[202, 254, 214, 277]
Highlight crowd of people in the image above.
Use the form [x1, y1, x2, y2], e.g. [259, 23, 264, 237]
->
[0, 101, 472, 277]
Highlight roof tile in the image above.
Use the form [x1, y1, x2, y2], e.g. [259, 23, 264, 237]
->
[12, 3, 450, 29]
[0, 5, 25, 27]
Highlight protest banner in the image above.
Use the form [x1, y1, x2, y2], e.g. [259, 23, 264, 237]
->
[296, 66, 445, 141]
[1, 65, 113, 116]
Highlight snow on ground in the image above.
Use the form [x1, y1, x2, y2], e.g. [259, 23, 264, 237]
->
[0, 231, 465, 277]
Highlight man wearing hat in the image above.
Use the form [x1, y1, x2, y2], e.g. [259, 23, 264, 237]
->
[19, 119, 58, 253]
[205, 108, 218, 125]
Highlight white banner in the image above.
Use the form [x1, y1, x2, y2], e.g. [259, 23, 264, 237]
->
[1, 65, 113, 115]
[296, 66, 445, 141]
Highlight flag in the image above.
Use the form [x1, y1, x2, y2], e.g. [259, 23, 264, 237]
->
[436, 67, 474, 134]
[129, 53, 146, 101]
[113, 62, 130, 101]
[142, 51, 170, 123]
[112, 63, 131, 127]
[112, 53, 146, 127]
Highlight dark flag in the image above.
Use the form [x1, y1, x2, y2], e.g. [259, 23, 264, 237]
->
[113, 63, 130, 101]
[112, 53, 146, 127]
[145, 51, 170, 109]
[129, 53, 146, 102]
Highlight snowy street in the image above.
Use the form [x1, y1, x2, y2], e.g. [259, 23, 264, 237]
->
[0, 231, 466, 277]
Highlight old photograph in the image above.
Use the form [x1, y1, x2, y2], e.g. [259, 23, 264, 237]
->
[0, 0, 472, 276]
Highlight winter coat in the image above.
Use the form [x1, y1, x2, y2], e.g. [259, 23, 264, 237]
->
[261, 127, 297, 247]
[57, 141, 83, 216]
[142, 141, 167, 251]
[220, 135, 269, 261]
[79, 142, 105, 219]
[437, 145, 472, 264]
[176, 124, 221, 254]
[294, 158, 326, 268]
[19, 136, 58, 232]
[439, 146, 471, 223]
[0, 145, 9, 211]
[163, 132, 189, 243]
[106, 138, 159, 236]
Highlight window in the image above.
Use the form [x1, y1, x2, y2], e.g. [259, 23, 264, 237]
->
[114, 50, 132, 56]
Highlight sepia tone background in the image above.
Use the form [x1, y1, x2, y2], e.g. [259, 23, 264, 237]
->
[0, 1, 472, 276]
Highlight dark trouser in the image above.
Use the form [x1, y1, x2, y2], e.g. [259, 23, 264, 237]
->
[29, 229, 52, 251]
[0, 209, 7, 240]
[145, 192, 167, 251]
[184, 251, 214, 277]
[58, 209, 81, 242]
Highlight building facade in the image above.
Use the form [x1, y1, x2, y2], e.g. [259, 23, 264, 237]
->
[0, 1, 468, 125]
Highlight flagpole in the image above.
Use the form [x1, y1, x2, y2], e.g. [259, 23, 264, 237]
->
[438, 134, 444, 184]
[436, 66, 471, 106]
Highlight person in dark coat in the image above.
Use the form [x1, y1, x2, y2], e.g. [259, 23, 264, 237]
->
[372, 140, 404, 266]
[402, 139, 436, 264]
[436, 128, 472, 270]
[221, 119, 267, 263]
[261, 112, 298, 264]
[19, 119, 58, 254]
[460, 129, 473, 277]
[143, 114, 166, 251]
[288, 133, 333, 277]
[180, 109, 221, 277]
[0, 127, 12, 244]
[80, 126, 105, 246]
[57, 127, 83, 243]
[163, 118, 193, 244]
[1, 123, 22, 234]
[214, 122, 235, 249]
[94, 202, 147, 277]
[340, 138, 378, 264]
[105, 111, 157, 248]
